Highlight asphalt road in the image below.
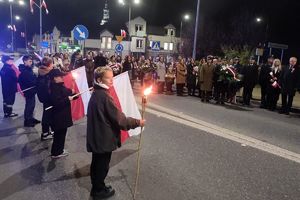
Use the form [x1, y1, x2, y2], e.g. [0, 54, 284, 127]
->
[0, 87, 300, 200]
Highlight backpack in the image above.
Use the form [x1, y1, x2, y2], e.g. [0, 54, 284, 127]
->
[36, 74, 51, 104]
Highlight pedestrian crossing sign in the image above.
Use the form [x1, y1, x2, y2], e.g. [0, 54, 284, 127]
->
[151, 41, 160, 51]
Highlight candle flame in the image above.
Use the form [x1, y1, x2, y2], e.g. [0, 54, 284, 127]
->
[143, 86, 152, 96]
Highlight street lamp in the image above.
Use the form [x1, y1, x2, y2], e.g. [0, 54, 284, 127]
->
[256, 17, 262, 23]
[15, 15, 20, 20]
[180, 13, 190, 54]
[0, 0, 26, 52]
[118, 0, 141, 38]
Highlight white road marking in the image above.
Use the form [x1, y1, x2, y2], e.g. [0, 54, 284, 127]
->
[142, 103, 300, 164]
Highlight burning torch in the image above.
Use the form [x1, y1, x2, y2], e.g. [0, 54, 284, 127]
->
[133, 85, 152, 200]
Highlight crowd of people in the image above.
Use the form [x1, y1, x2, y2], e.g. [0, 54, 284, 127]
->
[0, 50, 300, 199]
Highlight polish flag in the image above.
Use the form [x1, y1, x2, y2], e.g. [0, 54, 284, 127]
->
[42, 0, 49, 14]
[30, 0, 35, 13]
[63, 66, 91, 121]
[109, 72, 142, 143]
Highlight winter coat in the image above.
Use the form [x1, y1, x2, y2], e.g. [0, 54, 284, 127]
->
[267, 67, 281, 94]
[0, 63, 17, 96]
[85, 59, 95, 87]
[176, 62, 186, 84]
[259, 64, 272, 87]
[49, 82, 73, 131]
[242, 64, 259, 88]
[36, 66, 54, 104]
[156, 61, 166, 82]
[280, 65, 300, 95]
[199, 63, 214, 91]
[86, 84, 140, 153]
[18, 64, 37, 98]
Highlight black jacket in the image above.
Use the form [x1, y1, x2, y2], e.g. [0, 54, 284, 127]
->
[18, 64, 37, 98]
[259, 64, 272, 87]
[94, 55, 108, 68]
[50, 82, 73, 131]
[242, 64, 259, 88]
[280, 65, 300, 95]
[86, 84, 140, 153]
[0, 63, 17, 96]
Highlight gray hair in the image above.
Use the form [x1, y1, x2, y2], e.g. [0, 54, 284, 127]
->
[94, 66, 112, 81]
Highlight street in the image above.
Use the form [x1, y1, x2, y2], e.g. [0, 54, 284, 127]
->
[0, 85, 300, 200]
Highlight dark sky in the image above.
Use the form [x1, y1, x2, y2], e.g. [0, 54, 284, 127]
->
[0, 0, 300, 53]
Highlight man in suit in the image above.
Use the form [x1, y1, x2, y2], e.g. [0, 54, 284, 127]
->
[279, 57, 300, 115]
[259, 55, 274, 108]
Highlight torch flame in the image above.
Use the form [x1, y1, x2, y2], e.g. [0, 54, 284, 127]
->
[143, 86, 152, 96]
[72, 72, 78, 79]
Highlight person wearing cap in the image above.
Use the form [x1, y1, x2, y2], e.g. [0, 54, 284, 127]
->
[49, 69, 77, 158]
[87, 66, 145, 199]
[18, 55, 40, 127]
[259, 55, 274, 108]
[241, 56, 259, 106]
[0, 56, 18, 118]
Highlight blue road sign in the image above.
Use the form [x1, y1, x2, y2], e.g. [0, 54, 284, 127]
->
[40, 41, 50, 48]
[151, 41, 160, 51]
[73, 25, 89, 41]
[115, 44, 124, 53]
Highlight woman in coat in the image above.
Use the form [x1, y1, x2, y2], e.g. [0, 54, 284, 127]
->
[176, 56, 187, 96]
[199, 56, 214, 102]
[266, 59, 282, 111]
[87, 67, 145, 199]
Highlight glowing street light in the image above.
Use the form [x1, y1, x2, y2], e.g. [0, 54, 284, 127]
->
[180, 13, 191, 53]
[184, 14, 190, 20]
[18, 0, 25, 6]
[15, 15, 20, 20]
[256, 17, 262, 23]
[134, 0, 140, 4]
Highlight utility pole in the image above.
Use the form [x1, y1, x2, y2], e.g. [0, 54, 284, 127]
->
[192, 0, 200, 59]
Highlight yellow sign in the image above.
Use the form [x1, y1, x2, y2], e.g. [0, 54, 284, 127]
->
[116, 36, 124, 43]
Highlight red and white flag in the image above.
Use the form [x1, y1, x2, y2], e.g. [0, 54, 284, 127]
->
[30, 0, 35, 13]
[63, 66, 91, 121]
[109, 72, 142, 143]
[121, 29, 127, 38]
[42, 0, 49, 14]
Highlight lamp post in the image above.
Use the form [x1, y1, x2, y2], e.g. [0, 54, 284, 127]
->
[192, 0, 200, 59]
[179, 14, 190, 54]
[0, 0, 25, 52]
[118, 0, 141, 37]
[15, 15, 28, 51]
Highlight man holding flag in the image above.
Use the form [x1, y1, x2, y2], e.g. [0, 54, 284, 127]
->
[86, 67, 145, 199]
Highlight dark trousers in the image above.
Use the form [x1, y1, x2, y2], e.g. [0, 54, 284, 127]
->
[157, 82, 165, 93]
[281, 93, 294, 113]
[187, 83, 196, 95]
[176, 84, 184, 95]
[267, 88, 280, 110]
[260, 85, 268, 107]
[166, 82, 173, 92]
[24, 96, 36, 121]
[201, 91, 211, 101]
[2, 92, 16, 115]
[243, 86, 254, 105]
[90, 152, 112, 191]
[42, 103, 52, 133]
[215, 82, 227, 103]
[51, 128, 67, 156]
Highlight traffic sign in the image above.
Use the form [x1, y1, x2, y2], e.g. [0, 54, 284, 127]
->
[40, 41, 50, 48]
[268, 42, 288, 50]
[73, 25, 89, 41]
[115, 44, 124, 53]
[151, 41, 160, 51]
[116, 36, 124, 43]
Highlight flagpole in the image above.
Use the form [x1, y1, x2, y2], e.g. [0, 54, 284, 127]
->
[39, 0, 42, 54]
[10, 3, 14, 52]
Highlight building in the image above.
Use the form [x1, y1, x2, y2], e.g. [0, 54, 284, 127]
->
[31, 16, 181, 58]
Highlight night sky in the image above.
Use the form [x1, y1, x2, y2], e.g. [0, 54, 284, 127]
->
[0, 0, 300, 56]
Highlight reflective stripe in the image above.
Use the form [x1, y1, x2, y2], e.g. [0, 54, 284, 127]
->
[6, 105, 13, 108]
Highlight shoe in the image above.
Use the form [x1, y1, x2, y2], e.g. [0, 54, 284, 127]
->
[24, 121, 36, 127]
[51, 150, 69, 159]
[32, 118, 41, 124]
[41, 132, 54, 141]
[91, 186, 115, 199]
[278, 110, 286, 114]
[5, 113, 18, 118]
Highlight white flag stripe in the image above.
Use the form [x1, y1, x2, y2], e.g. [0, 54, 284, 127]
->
[113, 72, 142, 137]
[72, 66, 91, 115]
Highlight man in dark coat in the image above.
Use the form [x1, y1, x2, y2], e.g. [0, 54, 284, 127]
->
[0, 55, 18, 118]
[18, 55, 40, 127]
[87, 67, 144, 199]
[259, 55, 274, 108]
[279, 57, 300, 115]
[242, 56, 259, 106]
